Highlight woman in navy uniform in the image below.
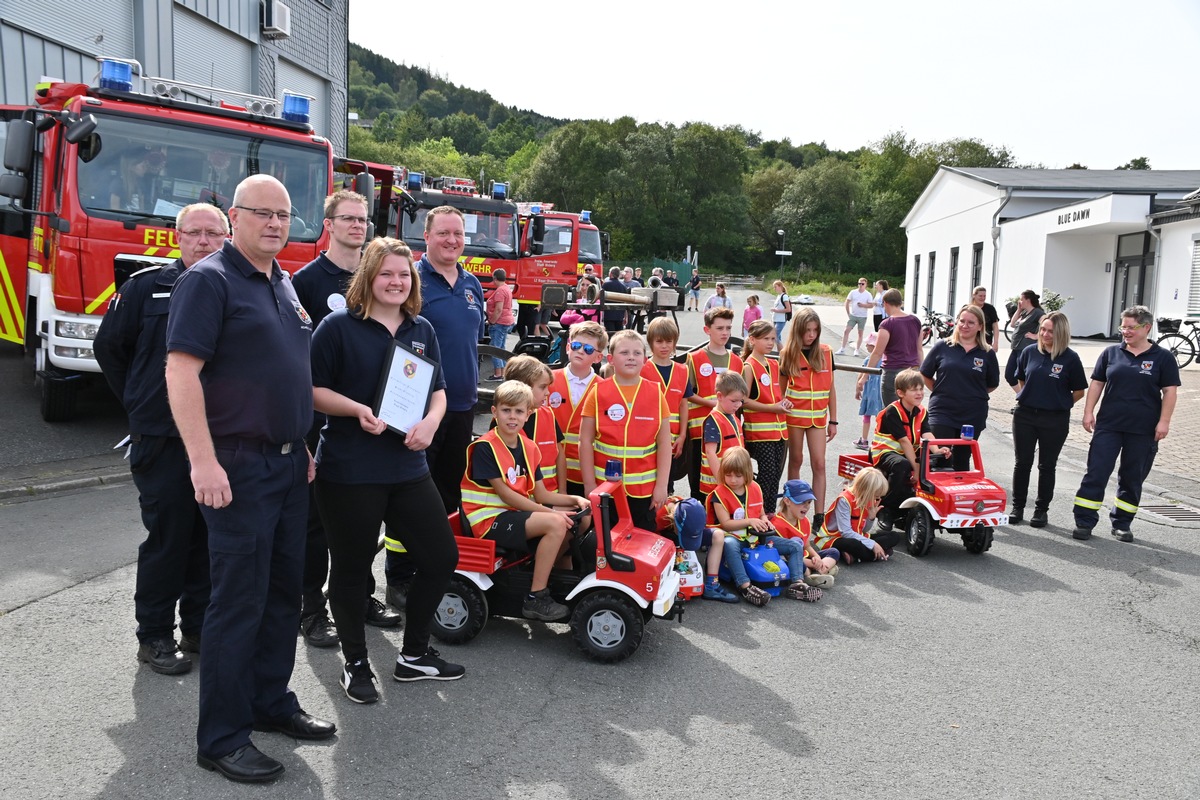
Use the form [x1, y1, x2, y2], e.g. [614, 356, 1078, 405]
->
[1010, 312, 1088, 526]
[311, 237, 463, 705]
[1072, 306, 1180, 542]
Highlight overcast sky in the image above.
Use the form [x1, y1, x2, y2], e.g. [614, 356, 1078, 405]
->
[348, 0, 1200, 170]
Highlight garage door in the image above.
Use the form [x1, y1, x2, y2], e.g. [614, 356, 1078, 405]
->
[276, 58, 329, 140]
[173, 8, 253, 95]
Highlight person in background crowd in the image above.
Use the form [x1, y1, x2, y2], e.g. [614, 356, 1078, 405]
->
[836, 277, 874, 356]
[1005, 290, 1044, 386]
[742, 294, 762, 337]
[1009, 311, 1087, 527]
[860, 288, 923, 411]
[704, 282, 733, 312]
[311, 237, 463, 705]
[920, 304, 1000, 471]
[622, 267, 640, 290]
[486, 268, 516, 380]
[972, 286, 1000, 347]
[291, 190, 399, 649]
[1071, 305, 1179, 543]
[854, 332, 883, 450]
[687, 268, 702, 311]
[385, 206, 484, 610]
[94, 202, 227, 676]
[664, 270, 679, 288]
[771, 279, 792, 348]
[872, 279, 889, 332]
[602, 266, 628, 333]
[166, 176, 335, 784]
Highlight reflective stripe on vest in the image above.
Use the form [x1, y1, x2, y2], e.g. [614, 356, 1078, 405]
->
[705, 481, 764, 537]
[641, 359, 689, 437]
[743, 355, 786, 441]
[783, 344, 832, 428]
[686, 350, 743, 438]
[699, 410, 745, 494]
[814, 489, 866, 551]
[459, 430, 538, 536]
[591, 376, 663, 497]
[548, 368, 596, 485]
[869, 401, 926, 462]
[528, 406, 560, 493]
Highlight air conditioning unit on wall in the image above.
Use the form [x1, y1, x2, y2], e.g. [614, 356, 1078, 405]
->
[261, 0, 292, 39]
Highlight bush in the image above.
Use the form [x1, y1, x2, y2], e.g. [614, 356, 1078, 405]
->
[1006, 287, 1072, 313]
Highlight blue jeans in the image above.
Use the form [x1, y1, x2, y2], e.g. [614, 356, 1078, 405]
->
[723, 534, 804, 586]
[774, 320, 786, 345]
[489, 323, 513, 371]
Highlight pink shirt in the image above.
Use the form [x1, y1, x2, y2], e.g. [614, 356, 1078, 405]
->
[487, 283, 515, 325]
[742, 305, 763, 335]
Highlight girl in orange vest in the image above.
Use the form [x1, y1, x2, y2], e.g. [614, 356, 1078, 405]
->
[740, 319, 791, 513]
[461, 381, 592, 622]
[773, 479, 839, 587]
[642, 316, 692, 461]
[501, 355, 566, 493]
[708, 447, 821, 604]
[779, 306, 838, 530]
[814, 467, 895, 564]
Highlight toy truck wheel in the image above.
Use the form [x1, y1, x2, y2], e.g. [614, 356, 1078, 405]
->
[962, 526, 994, 554]
[431, 576, 488, 644]
[570, 590, 644, 663]
[906, 506, 935, 557]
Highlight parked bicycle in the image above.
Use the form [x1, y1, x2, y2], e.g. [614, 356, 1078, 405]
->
[920, 306, 956, 345]
[1155, 317, 1200, 368]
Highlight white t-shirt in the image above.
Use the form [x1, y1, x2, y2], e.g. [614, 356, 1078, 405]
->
[847, 288, 873, 319]
[772, 293, 790, 323]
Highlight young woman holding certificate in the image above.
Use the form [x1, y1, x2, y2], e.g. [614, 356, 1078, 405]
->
[310, 237, 465, 705]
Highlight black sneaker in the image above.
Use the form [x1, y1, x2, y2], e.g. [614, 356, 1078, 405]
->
[365, 597, 402, 628]
[392, 648, 465, 682]
[875, 508, 895, 533]
[1029, 510, 1048, 528]
[341, 659, 378, 704]
[522, 590, 569, 621]
[179, 631, 202, 654]
[385, 581, 410, 611]
[300, 612, 339, 648]
[138, 638, 192, 675]
[1009, 507, 1024, 524]
[1111, 528, 1134, 543]
[1072, 527, 1092, 540]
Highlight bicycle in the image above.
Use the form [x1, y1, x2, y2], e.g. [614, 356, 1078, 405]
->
[1155, 317, 1200, 368]
[920, 306, 956, 345]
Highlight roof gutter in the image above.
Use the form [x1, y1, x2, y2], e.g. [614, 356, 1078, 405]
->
[989, 188, 1013, 299]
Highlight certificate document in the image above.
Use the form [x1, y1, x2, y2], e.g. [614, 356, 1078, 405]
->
[372, 340, 438, 436]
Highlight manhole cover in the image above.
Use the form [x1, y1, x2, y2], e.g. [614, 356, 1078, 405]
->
[1141, 504, 1200, 522]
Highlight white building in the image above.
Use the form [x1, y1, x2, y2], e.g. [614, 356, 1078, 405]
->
[901, 168, 1200, 337]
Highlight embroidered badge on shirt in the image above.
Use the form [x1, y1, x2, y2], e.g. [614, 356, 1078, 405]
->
[465, 290, 478, 308]
[973, 357, 984, 372]
[292, 300, 312, 326]
[412, 340, 426, 355]
[1051, 363, 1063, 378]
[1141, 361, 1154, 374]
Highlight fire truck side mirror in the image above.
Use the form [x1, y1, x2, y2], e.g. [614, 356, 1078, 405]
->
[601, 231, 611, 261]
[64, 114, 98, 145]
[3, 119, 36, 174]
[353, 172, 376, 219]
[528, 215, 545, 256]
[0, 173, 28, 201]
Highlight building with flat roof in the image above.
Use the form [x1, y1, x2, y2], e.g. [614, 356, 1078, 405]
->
[902, 167, 1200, 337]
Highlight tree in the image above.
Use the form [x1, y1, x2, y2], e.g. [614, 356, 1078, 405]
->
[438, 112, 489, 155]
[775, 157, 862, 272]
[372, 112, 398, 144]
[1066, 163, 1088, 169]
[1116, 157, 1151, 170]
[395, 107, 433, 146]
[417, 89, 448, 118]
[745, 161, 798, 252]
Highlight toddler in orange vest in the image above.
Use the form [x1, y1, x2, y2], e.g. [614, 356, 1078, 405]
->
[772, 478, 839, 587]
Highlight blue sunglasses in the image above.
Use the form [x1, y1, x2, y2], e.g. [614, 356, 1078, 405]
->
[570, 341, 597, 355]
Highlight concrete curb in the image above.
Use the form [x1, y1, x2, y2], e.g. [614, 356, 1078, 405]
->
[0, 467, 132, 502]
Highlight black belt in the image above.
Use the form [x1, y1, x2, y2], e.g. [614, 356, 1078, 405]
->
[211, 436, 302, 455]
[1015, 405, 1069, 415]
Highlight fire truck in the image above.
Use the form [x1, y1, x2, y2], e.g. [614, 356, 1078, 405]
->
[0, 57, 340, 421]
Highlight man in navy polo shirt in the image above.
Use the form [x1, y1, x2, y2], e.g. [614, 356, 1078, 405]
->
[385, 205, 484, 607]
[291, 190, 400, 647]
[94, 202, 227, 676]
[1072, 305, 1180, 543]
[166, 175, 335, 784]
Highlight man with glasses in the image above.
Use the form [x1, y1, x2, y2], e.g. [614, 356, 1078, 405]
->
[95, 203, 227, 677]
[836, 277, 874, 357]
[291, 191, 400, 648]
[166, 176, 336, 784]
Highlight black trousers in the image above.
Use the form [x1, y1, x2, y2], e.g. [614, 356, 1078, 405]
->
[1010, 406, 1070, 512]
[318, 475, 458, 663]
[832, 530, 901, 561]
[301, 422, 329, 618]
[386, 408, 473, 585]
[747, 439, 786, 514]
[930, 423, 986, 472]
[876, 451, 914, 512]
[1073, 429, 1158, 533]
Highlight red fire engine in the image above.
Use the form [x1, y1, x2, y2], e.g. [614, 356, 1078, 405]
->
[0, 57, 337, 420]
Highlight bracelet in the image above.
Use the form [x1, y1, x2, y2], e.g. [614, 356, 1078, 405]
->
[829, 421, 839, 425]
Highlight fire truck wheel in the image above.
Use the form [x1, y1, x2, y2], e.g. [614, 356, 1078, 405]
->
[962, 526, 994, 554]
[570, 590, 644, 663]
[38, 375, 77, 422]
[905, 506, 935, 557]
[430, 576, 488, 645]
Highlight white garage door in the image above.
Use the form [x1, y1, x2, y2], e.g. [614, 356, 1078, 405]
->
[276, 58, 329, 140]
[173, 8, 253, 95]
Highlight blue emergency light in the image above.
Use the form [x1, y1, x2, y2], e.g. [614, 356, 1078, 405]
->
[531, 205, 542, 215]
[281, 92, 310, 123]
[407, 171, 424, 192]
[580, 210, 592, 223]
[490, 181, 508, 200]
[98, 59, 134, 92]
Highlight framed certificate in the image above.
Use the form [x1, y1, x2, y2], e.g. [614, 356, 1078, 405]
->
[372, 339, 439, 437]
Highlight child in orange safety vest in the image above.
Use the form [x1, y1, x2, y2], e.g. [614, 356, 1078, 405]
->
[813, 467, 895, 565]
[700, 371, 748, 501]
[686, 306, 742, 500]
[547, 321, 607, 497]
[740, 319, 791, 513]
[501, 355, 566, 493]
[772, 478, 839, 588]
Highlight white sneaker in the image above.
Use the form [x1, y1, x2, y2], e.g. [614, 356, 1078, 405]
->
[834, 347, 847, 355]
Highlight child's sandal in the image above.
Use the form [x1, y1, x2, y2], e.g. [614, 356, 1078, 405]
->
[739, 584, 771, 607]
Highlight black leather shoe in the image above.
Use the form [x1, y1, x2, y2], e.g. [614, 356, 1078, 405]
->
[1009, 508, 1024, 525]
[197, 743, 283, 783]
[1029, 510, 1048, 528]
[179, 631, 201, 653]
[1072, 527, 1092, 540]
[365, 596, 402, 628]
[385, 581, 410, 611]
[253, 710, 337, 740]
[138, 638, 191, 675]
[300, 612, 339, 648]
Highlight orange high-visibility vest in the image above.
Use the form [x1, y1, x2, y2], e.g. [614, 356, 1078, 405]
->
[686, 349, 743, 440]
[590, 376, 664, 498]
[460, 429, 538, 537]
[870, 400, 926, 464]
[699, 410, 744, 495]
[641, 360, 689, 438]
[526, 406, 561, 493]
[772, 513, 812, 544]
[784, 343, 833, 428]
[743, 354, 786, 442]
[548, 368, 596, 486]
[814, 489, 867, 551]
[705, 481, 765, 540]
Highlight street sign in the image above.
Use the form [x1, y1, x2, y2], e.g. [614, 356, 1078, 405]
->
[775, 250, 792, 256]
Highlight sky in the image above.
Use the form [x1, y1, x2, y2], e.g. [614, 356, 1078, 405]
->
[348, 0, 1200, 170]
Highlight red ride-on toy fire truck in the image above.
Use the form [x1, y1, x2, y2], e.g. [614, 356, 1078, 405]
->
[431, 480, 683, 662]
[837, 439, 1008, 557]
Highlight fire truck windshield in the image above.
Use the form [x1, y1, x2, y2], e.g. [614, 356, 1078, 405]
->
[400, 206, 518, 258]
[578, 227, 603, 263]
[75, 112, 328, 242]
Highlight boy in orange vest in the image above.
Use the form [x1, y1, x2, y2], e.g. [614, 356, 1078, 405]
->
[700, 371, 748, 501]
[461, 381, 591, 622]
[580, 330, 671, 531]
[548, 321, 607, 496]
[642, 317, 692, 461]
[686, 306, 742, 499]
[502, 355, 566, 493]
